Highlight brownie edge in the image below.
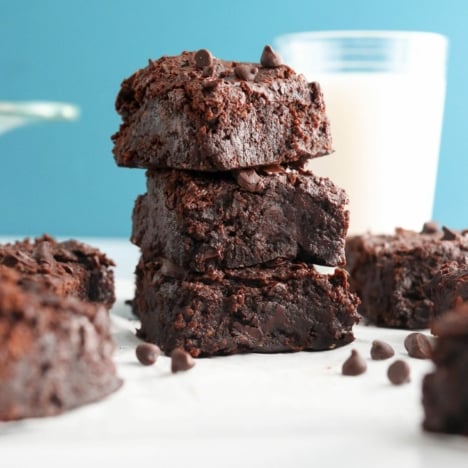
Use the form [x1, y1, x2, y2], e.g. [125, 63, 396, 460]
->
[133, 256, 360, 357]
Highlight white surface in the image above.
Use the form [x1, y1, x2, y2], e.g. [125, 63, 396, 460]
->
[1, 239, 467, 467]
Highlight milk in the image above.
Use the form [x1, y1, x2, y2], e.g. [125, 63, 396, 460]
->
[307, 72, 446, 235]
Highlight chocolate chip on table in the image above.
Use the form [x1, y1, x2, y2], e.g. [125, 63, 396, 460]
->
[136, 343, 161, 366]
[370, 340, 395, 360]
[260, 45, 283, 68]
[171, 348, 195, 373]
[404, 332, 433, 359]
[234, 64, 258, 81]
[342, 349, 367, 376]
[194, 49, 213, 68]
[387, 360, 410, 385]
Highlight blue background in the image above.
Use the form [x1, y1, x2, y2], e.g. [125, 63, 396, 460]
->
[1, 0, 466, 237]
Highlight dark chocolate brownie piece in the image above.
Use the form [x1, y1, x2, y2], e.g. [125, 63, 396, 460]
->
[0, 267, 122, 421]
[0, 235, 115, 309]
[422, 302, 468, 435]
[112, 48, 332, 171]
[133, 256, 360, 357]
[131, 168, 349, 271]
[345, 227, 468, 329]
[429, 260, 468, 320]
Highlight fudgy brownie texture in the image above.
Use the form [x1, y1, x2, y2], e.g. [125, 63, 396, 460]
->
[345, 226, 468, 329]
[0, 235, 115, 309]
[112, 49, 332, 171]
[429, 260, 468, 321]
[422, 303, 468, 435]
[131, 168, 349, 271]
[133, 256, 360, 357]
[0, 267, 122, 421]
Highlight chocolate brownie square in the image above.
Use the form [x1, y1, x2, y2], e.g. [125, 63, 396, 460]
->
[133, 256, 360, 357]
[429, 260, 468, 320]
[0, 267, 122, 421]
[422, 302, 468, 435]
[131, 168, 349, 271]
[0, 235, 115, 309]
[345, 226, 468, 329]
[112, 48, 332, 171]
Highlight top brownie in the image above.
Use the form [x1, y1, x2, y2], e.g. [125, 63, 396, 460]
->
[0, 235, 116, 309]
[112, 47, 332, 171]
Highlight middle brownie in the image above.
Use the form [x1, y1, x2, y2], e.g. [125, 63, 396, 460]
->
[132, 168, 349, 272]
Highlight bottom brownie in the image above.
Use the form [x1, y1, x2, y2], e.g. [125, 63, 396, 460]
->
[133, 257, 360, 357]
[0, 267, 122, 421]
[422, 303, 468, 435]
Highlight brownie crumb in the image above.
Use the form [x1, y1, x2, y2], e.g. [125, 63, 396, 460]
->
[171, 348, 195, 373]
[342, 349, 367, 376]
[404, 332, 433, 359]
[136, 343, 161, 366]
[370, 340, 395, 360]
[387, 360, 410, 385]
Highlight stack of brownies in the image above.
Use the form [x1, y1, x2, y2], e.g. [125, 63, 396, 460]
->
[112, 46, 360, 357]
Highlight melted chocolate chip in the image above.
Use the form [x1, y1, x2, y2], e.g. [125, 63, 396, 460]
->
[342, 349, 367, 376]
[171, 348, 195, 373]
[421, 221, 439, 234]
[158, 258, 185, 279]
[387, 360, 410, 385]
[370, 340, 395, 360]
[234, 64, 258, 81]
[441, 226, 458, 241]
[194, 49, 213, 68]
[233, 169, 265, 193]
[136, 343, 161, 366]
[260, 45, 283, 68]
[404, 332, 433, 359]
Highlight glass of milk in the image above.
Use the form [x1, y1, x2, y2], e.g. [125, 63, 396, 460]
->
[275, 31, 448, 235]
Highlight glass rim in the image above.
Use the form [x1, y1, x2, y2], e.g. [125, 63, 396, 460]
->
[275, 30, 448, 45]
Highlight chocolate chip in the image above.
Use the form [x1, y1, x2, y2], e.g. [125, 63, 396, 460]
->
[342, 349, 367, 376]
[171, 348, 195, 373]
[234, 64, 258, 81]
[33, 241, 54, 264]
[260, 165, 286, 175]
[404, 332, 433, 359]
[421, 221, 439, 234]
[441, 226, 458, 241]
[260, 45, 282, 68]
[370, 340, 395, 360]
[136, 343, 161, 366]
[194, 49, 213, 68]
[233, 169, 265, 193]
[158, 258, 185, 279]
[387, 360, 410, 385]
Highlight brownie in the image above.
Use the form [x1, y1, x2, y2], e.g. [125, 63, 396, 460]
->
[131, 168, 349, 271]
[133, 256, 360, 357]
[422, 302, 468, 435]
[345, 226, 468, 329]
[429, 260, 468, 320]
[0, 235, 116, 309]
[0, 267, 122, 421]
[112, 48, 332, 171]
